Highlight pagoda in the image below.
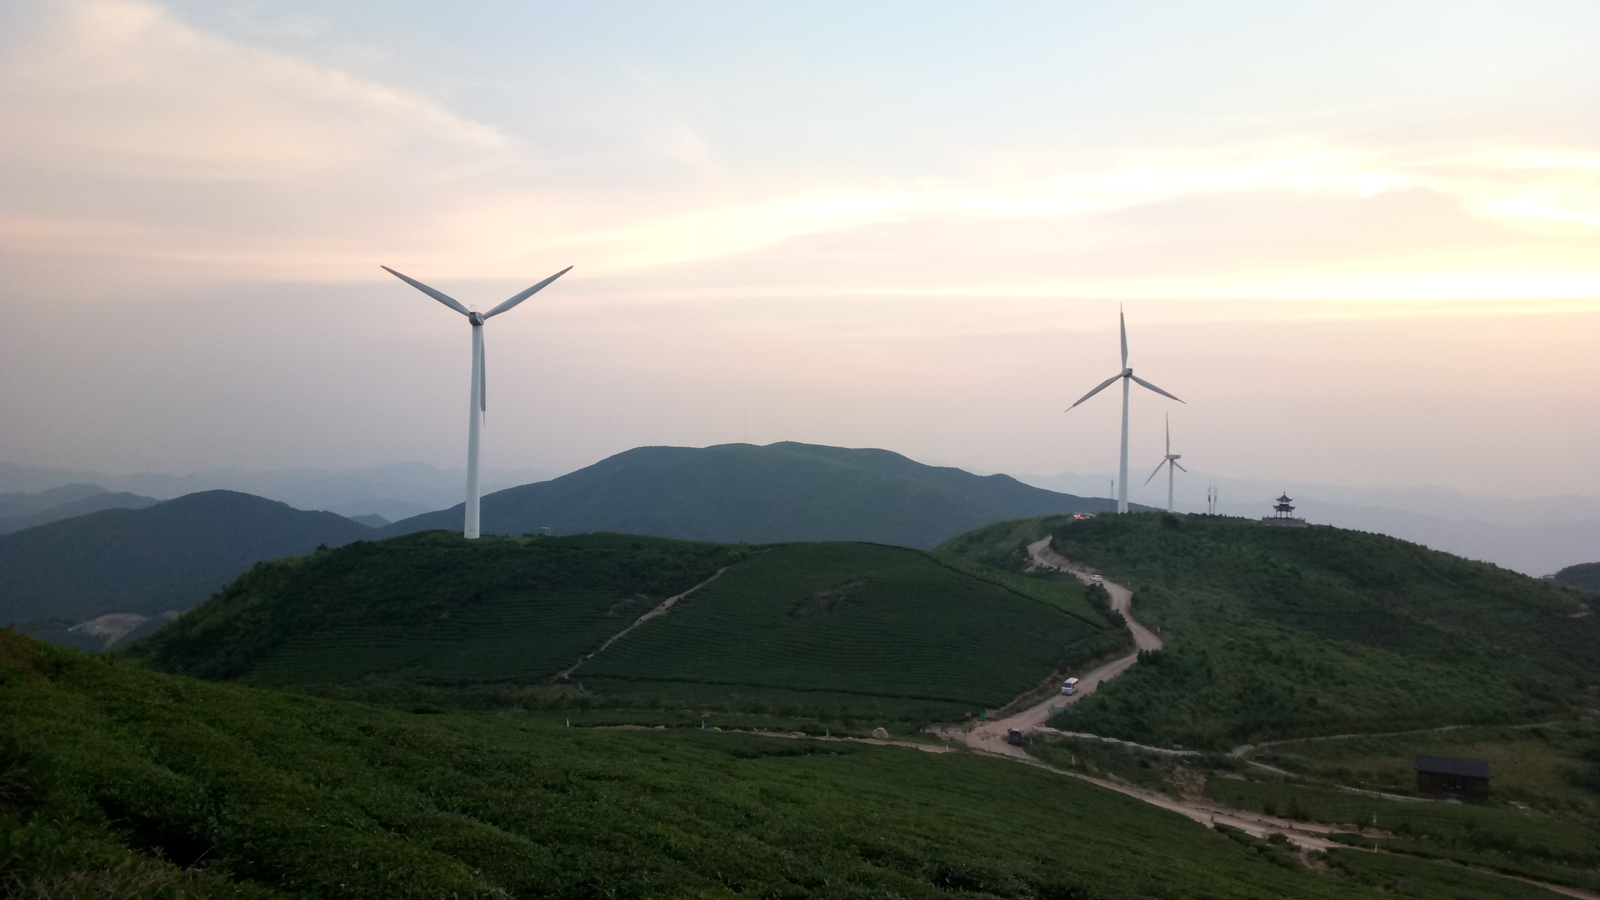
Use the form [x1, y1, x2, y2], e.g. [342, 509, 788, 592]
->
[1261, 492, 1307, 527]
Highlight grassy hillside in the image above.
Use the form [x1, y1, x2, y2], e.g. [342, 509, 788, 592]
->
[0, 490, 372, 629]
[128, 534, 1124, 728]
[1, 632, 1553, 900]
[942, 513, 1597, 749]
[1554, 561, 1600, 597]
[128, 532, 740, 684]
[382, 441, 1131, 547]
[577, 542, 1125, 718]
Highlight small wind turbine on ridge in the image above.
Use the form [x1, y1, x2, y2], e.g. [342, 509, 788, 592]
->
[1066, 309, 1184, 514]
[382, 264, 572, 539]
[1143, 413, 1187, 512]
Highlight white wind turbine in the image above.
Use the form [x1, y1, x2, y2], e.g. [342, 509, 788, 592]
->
[383, 264, 572, 539]
[1066, 310, 1184, 514]
[1143, 414, 1187, 512]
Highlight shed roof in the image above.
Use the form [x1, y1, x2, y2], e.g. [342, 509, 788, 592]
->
[1415, 756, 1491, 778]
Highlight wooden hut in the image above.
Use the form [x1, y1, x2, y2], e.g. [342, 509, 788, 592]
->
[1415, 756, 1491, 801]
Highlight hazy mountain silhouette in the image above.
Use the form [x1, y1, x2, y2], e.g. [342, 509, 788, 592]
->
[381, 442, 1129, 546]
[0, 485, 160, 534]
[0, 490, 371, 627]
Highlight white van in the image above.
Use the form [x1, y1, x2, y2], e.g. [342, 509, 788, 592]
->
[1061, 677, 1080, 696]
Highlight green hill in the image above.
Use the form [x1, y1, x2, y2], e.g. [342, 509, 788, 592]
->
[942, 513, 1598, 749]
[0, 490, 372, 630]
[127, 532, 1124, 727]
[2, 631, 1552, 900]
[1554, 561, 1600, 597]
[380, 441, 1130, 547]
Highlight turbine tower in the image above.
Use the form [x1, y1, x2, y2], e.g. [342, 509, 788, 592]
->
[1143, 414, 1187, 512]
[383, 264, 572, 539]
[1066, 310, 1184, 514]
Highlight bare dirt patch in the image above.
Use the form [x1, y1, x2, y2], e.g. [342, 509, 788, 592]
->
[793, 580, 867, 618]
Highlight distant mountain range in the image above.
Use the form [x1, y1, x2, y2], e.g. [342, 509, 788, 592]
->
[0, 461, 553, 521]
[381, 442, 1129, 546]
[0, 484, 160, 534]
[0, 491, 372, 632]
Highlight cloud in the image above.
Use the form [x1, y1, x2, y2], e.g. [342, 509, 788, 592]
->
[0, 1, 1597, 306]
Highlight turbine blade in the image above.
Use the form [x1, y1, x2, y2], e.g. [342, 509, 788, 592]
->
[382, 266, 470, 316]
[1144, 460, 1166, 485]
[1130, 374, 1185, 404]
[1120, 310, 1128, 370]
[1066, 373, 1124, 411]
[485, 265, 573, 319]
[1165, 413, 1170, 455]
[1173, 460, 1188, 473]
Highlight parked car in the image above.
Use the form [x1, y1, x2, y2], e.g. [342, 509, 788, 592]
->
[1061, 677, 1080, 695]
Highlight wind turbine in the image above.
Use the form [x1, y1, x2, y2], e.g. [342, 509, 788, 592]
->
[382, 264, 572, 539]
[1143, 414, 1187, 512]
[1066, 310, 1184, 514]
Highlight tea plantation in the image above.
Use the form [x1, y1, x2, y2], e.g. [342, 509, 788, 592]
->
[0, 632, 1550, 899]
[126, 533, 1124, 727]
[942, 513, 1598, 749]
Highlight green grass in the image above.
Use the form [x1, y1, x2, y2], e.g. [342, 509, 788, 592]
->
[941, 513, 1596, 749]
[1208, 776, 1600, 891]
[1324, 849, 1578, 900]
[2, 630, 1527, 900]
[1254, 722, 1600, 817]
[125, 531, 745, 684]
[128, 535, 1123, 728]
[578, 542, 1121, 716]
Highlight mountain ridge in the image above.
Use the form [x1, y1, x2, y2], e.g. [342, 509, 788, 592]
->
[381, 441, 1132, 546]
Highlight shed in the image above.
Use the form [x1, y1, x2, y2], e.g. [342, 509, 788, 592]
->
[1415, 756, 1491, 801]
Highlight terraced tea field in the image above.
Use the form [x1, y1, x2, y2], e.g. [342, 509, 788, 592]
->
[128, 531, 741, 684]
[578, 542, 1118, 710]
[128, 533, 1122, 725]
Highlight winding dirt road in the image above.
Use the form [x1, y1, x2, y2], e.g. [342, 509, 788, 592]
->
[958, 537, 1160, 758]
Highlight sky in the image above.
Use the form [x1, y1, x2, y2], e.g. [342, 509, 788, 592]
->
[2, 0, 1598, 503]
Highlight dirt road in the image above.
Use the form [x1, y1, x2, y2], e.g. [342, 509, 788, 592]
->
[956, 537, 1160, 759]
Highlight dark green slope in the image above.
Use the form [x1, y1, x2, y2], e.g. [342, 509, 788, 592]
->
[127, 533, 1122, 725]
[2, 632, 1537, 900]
[943, 514, 1597, 749]
[1554, 561, 1600, 597]
[381, 441, 1126, 547]
[0, 490, 371, 627]
[131, 532, 740, 685]
[580, 542, 1123, 710]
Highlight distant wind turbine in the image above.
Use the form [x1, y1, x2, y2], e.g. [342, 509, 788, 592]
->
[1066, 310, 1184, 514]
[382, 264, 572, 539]
[1143, 414, 1187, 512]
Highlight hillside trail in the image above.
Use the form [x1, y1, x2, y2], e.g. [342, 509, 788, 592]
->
[556, 568, 727, 680]
[944, 536, 1160, 760]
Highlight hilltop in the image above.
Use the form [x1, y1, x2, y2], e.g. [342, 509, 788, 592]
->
[1554, 561, 1600, 597]
[0, 491, 372, 632]
[126, 532, 1125, 728]
[4, 630, 1562, 900]
[380, 442, 1129, 546]
[942, 513, 1598, 749]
